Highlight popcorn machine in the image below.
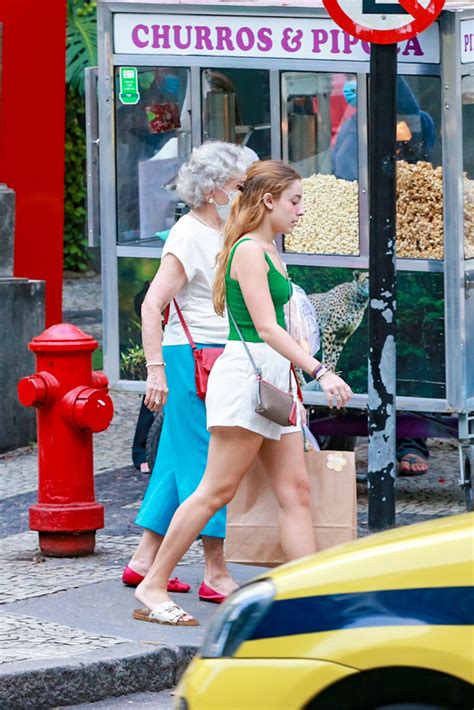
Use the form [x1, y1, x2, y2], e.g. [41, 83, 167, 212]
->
[91, 0, 474, 505]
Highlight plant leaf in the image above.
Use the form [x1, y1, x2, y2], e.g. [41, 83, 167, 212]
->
[66, 0, 97, 96]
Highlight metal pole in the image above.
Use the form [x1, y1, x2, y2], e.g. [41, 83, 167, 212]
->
[367, 43, 397, 530]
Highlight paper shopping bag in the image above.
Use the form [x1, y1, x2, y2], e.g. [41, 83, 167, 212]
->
[225, 448, 357, 567]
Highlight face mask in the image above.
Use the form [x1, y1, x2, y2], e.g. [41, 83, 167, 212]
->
[213, 188, 238, 221]
[164, 74, 180, 96]
[343, 80, 357, 108]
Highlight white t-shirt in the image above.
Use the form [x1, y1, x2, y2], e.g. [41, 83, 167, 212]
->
[162, 213, 229, 346]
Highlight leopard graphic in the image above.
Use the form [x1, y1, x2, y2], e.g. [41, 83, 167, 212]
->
[308, 271, 369, 371]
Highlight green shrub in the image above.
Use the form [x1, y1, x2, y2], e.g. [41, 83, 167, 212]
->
[64, 0, 97, 272]
[64, 89, 88, 271]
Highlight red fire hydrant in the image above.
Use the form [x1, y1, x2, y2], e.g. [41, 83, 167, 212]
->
[17, 324, 114, 557]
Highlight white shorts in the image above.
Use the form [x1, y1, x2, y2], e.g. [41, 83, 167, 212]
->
[206, 341, 302, 441]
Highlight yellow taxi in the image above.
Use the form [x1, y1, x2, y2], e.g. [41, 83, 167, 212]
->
[175, 513, 474, 710]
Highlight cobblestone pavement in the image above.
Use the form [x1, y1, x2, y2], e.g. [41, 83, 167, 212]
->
[0, 273, 468, 677]
[0, 520, 202, 664]
[0, 530, 203, 605]
[356, 438, 466, 530]
[63, 272, 103, 314]
[63, 272, 103, 346]
[0, 613, 125, 665]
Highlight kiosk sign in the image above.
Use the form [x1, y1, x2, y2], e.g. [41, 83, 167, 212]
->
[322, 0, 446, 44]
[119, 66, 140, 105]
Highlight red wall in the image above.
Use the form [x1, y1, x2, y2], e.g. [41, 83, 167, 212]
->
[0, 0, 66, 325]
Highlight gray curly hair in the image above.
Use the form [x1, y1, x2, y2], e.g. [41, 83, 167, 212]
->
[177, 141, 256, 208]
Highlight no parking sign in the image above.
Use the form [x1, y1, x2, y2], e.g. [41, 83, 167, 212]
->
[322, 0, 446, 44]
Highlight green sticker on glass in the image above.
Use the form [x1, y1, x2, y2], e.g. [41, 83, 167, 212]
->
[119, 67, 140, 105]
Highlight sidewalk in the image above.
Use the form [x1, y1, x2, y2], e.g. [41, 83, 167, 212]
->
[0, 272, 467, 709]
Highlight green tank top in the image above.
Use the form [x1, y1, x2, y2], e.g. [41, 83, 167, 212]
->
[226, 238, 291, 343]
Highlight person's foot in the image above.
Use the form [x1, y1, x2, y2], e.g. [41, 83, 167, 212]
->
[139, 462, 150, 474]
[135, 584, 196, 625]
[133, 601, 198, 626]
[399, 453, 428, 476]
[122, 565, 191, 592]
[203, 575, 239, 598]
[199, 581, 227, 604]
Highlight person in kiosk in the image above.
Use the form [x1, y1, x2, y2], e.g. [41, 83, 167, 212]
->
[132, 160, 353, 627]
[333, 75, 435, 476]
[122, 141, 255, 602]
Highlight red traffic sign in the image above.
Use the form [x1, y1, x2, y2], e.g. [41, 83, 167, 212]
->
[322, 0, 446, 44]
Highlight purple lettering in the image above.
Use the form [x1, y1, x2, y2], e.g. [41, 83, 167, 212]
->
[131, 24, 149, 49]
[465, 33, 474, 53]
[362, 40, 371, 55]
[215, 26, 235, 51]
[343, 32, 358, 54]
[330, 29, 341, 54]
[151, 24, 171, 50]
[401, 36, 423, 57]
[282, 27, 303, 53]
[312, 28, 328, 53]
[195, 25, 213, 51]
[173, 25, 192, 50]
[257, 27, 273, 52]
[236, 27, 255, 52]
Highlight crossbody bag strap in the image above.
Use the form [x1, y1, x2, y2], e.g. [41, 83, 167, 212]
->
[227, 306, 262, 378]
[287, 276, 292, 392]
[173, 299, 197, 351]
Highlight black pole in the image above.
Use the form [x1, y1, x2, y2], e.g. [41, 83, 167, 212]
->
[367, 43, 397, 531]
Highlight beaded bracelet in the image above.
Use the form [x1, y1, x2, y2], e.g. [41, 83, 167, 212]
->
[146, 361, 166, 368]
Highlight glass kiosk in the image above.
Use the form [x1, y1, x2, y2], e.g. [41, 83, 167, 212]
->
[90, 0, 474, 504]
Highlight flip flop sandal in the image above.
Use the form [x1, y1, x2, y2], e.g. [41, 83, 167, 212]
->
[398, 454, 428, 477]
[133, 600, 199, 626]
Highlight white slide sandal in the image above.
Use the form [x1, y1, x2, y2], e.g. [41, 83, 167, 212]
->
[133, 600, 199, 626]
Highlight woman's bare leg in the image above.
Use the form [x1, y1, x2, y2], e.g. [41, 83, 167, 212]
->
[127, 526, 236, 595]
[128, 529, 163, 576]
[202, 537, 239, 595]
[135, 427, 262, 614]
[259, 431, 316, 561]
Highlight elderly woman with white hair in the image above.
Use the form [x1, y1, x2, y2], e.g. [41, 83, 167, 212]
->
[122, 141, 255, 603]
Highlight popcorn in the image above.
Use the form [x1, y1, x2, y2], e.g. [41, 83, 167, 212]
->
[285, 162, 474, 261]
[396, 161, 444, 260]
[285, 174, 359, 255]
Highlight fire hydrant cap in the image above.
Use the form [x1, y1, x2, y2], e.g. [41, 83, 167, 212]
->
[74, 388, 114, 433]
[18, 375, 47, 407]
[29, 324, 98, 352]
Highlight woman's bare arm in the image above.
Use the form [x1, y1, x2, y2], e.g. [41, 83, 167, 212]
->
[232, 241, 352, 408]
[142, 254, 187, 411]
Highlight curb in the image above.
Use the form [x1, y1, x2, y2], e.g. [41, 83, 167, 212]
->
[0, 644, 197, 710]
